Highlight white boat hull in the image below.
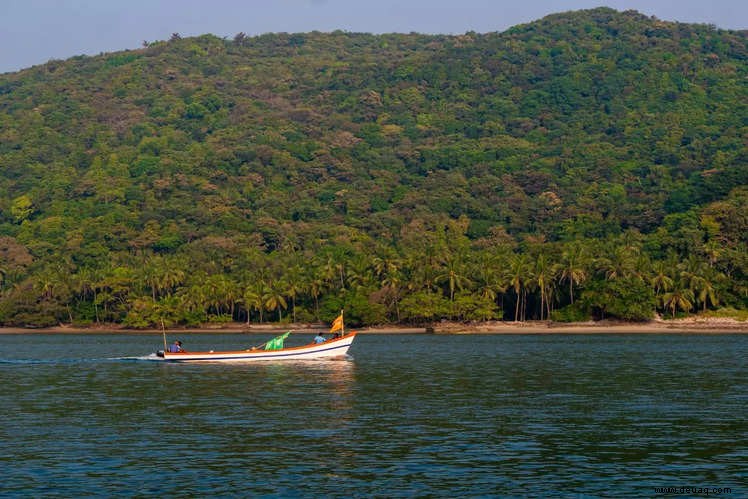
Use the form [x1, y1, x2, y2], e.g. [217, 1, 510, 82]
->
[157, 333, 356, 362]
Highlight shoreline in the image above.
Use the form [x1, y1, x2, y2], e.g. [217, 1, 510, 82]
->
[0, 317, 746, 335]
[431, 319, 748, 334]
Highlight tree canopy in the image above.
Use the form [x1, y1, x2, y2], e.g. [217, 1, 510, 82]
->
[0, 8, 746, 327]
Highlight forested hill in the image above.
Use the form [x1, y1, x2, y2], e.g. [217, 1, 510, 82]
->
[0, 8, 746, 328]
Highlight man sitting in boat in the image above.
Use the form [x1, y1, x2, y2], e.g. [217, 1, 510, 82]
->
[168, 340, 183, 353]
[314, 332, 326, 344]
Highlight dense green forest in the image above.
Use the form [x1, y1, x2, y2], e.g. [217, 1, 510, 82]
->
[0, 8, 746, 327]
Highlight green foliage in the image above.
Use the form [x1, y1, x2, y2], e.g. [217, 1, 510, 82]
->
[400, 291, 452, 323]
[582, 277, 656, 321]
[207, 314, 234, 324]
[551, 303, 590, 323]
[10, 196, 33, 223]
[453, 292, 501, 321]
[0, 9, 746, 327]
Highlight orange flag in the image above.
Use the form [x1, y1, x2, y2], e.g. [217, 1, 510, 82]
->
[330, 314, 343, 332]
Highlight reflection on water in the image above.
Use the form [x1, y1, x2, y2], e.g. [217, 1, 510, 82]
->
[0, 333, 746, 496]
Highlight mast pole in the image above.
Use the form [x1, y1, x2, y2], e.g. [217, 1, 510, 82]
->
[162, 319, 167, 352]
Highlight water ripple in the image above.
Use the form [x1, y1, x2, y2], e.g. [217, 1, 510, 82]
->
[0, 333, 746, 496]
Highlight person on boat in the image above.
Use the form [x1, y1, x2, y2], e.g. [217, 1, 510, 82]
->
[314, 332, 326, 344]
[168, 340, 183, 353]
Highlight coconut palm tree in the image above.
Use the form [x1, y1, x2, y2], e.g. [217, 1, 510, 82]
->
[507, 254, 531, 322]
[474, 254, 506, 310]
[534, 253, 555, 320]
[696, 277, 720, 312]
[263, 281, 288, 322]
[373, 254, 404, 322]
[307, 274, 325, 321]
[346, 255, 373, 290]
[680, 256, 724, 313]
[74, 267, 102, 323]
[372, 255, 400, 283]
[556, 243, 588, 305]
[436, 253, 471, 303]
[598, 245, 641, 282]
[158, 260, 186, 298]
[650, 260, 675, 297]
[407, 254, 439, 294]
[661, 287, 694, 318]
[703, 240, 722, 268]
[282, 270, 305, 324]
[201, 274, 237, 317]
[139, 259, 161, 301]
[241, 281, 265, 324]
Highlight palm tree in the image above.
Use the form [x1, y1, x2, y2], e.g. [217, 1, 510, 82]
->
[346, 256, 372, 290]
[201, 274, 237, 317]
[139, 259, 161, 301]
[382, 272, 404, 322]
[679, 255, 708, 313]
[34, 264, 76, 323]
[153, 296, 179, 330]
[650, 260, 675, 296]
[534, 253, 555, 320]
[680, 256, 723, 313]
[703, 240, 722, 268]
[321, 249, 349, 291]
[435, 256, 470, 319]
[35, 275, 57, 301]
[175, 268, 207, 311]
[307, 275, 325, 321]
[241, 282, 265, 324]
[335, 260, 346, 291]
[74, 267, 101, 323]
[407, 253, 439, 294]
[94, 265, 134, 322]
[556, 243, 587, 305]
[158, 260, 186, 298]
[318, 255, 334, 286]
[372, 255, 399, 283]
[282, 266, 305, 323]
[474, 255, 506, 309]
[696, 278, 720, 312]
[507, 254, 531, 322]
[373, 254, 404, 322]
[598, 246, 641, 282]
[436, 253, 471, 303]
[263, 281, 288, 322]
[662, 287, 694, 318]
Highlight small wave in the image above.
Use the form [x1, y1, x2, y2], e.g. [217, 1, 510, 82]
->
[107, 353, 163, 362]
[0, 358, 87, 365]
[0, 353, 164, 364]
[0, 358, 50, 365]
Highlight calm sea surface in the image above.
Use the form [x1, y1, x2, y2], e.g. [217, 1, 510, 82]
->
[1, 333, 746, 497]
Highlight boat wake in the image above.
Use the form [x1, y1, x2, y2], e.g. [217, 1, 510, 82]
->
[0, 353, 165, 364]
[107, 353, 163, 362]
[0, 358, 56, 365]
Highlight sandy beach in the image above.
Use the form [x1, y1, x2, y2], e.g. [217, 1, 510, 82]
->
[429, 317, 748, 334]
[0, 317, 746, 334]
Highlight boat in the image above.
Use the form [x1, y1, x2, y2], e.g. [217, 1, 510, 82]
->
[155, 312, 355, 362]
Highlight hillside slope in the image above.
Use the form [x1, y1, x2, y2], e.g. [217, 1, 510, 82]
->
[0, 8, 746, 327]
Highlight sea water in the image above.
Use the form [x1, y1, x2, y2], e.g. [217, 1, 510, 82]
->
[0, 333, 745, 497]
